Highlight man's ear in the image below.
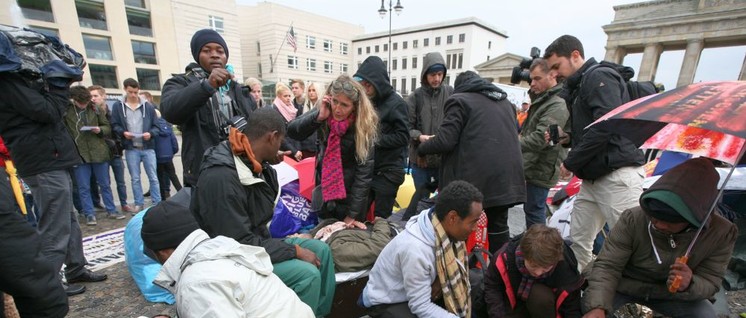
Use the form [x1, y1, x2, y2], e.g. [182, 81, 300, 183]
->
[446, 210, 459, 224]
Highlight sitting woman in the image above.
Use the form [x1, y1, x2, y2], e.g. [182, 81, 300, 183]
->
[288, 75, 377, 229]
[484, 224, 584, 318]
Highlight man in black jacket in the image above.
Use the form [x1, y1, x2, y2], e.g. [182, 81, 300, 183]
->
[353, 56, 409, 218]
[191, 107, 335, 317]
[161, 29, 255, 186]
[544, 35, 645, 271]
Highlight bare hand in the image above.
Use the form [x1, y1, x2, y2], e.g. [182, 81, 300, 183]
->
[343, 216, 367, 230]
[90, 126, 101, 134]
[123, 131, 134, 140]
[560, 163, 573, 180]
[418, 135, 434, 143]
[296, 246, 321, 267]
[317, 95, 332, 122]
[142, 132, 152, 141]
[583, 308, 606, 318]
[294, 151, 303, 161]
[271, 150, 291, 164]
[668, 262, 693, 292]
[207, 68, 233, 89]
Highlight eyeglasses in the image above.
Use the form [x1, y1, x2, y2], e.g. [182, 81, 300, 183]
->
[331, 80, 359, 101]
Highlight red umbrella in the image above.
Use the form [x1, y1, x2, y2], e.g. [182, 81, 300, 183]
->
[590, 81, 746, 293]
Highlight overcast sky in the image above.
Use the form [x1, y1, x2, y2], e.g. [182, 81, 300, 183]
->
[237, 0, 745, 90]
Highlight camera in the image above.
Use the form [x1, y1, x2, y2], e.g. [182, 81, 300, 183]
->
[510, 47, 541, 85]
[221, 115, 248, 139]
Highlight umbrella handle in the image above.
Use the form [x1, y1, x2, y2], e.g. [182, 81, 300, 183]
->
[668, 255, 689, 293]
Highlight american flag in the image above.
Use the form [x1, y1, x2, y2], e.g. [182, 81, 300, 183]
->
[286, 26, 297, 52]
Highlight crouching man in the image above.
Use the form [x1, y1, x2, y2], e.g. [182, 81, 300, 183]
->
[583, 158, 737, 318]
[142, 200, 314, 317]
[361, 180, 483, 317]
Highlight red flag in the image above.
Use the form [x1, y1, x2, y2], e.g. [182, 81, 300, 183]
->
[285, 26, 297, 52]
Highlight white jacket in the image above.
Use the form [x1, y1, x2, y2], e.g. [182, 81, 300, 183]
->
[153, 229, 314, 318]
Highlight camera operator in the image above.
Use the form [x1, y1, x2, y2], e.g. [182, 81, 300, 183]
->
[518, 58, 569, 229]
[160, 29, 255, 186]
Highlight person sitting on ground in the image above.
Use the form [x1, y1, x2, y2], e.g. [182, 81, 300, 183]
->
[142, 200, 314, 317]
[484, 224, 584, 318]
[191, 107, 335, 316]
[287, 75, 377, 229]
[582, 158, 737, 318]
[361, 180, 482, 318]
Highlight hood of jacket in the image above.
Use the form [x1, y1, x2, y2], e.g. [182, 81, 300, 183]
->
[153, 229, 274, 293]
[200, 141, 266, 187]
[454, 71, 507, 102]
[420, 52, 447, 91]
[354, 56, 394, 103]
[403, 208, 436, 248]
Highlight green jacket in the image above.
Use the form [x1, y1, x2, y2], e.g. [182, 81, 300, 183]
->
[64, 103, 112, 163]
[519, 84, 569, 188]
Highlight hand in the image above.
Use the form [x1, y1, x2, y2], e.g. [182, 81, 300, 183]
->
[271, 150, 291, 164]
[583, 308, 606, 318]
[90, 126, 101, 134]
[142, 132, 152, 141]
[123, 131, 134, 140]
[296, 246, 321, 267]
[668, 262, 693, 292]
[294, 151, 303, 161]
[207, 68, 233, 89]
[343, 216, 367, 230]
[560, 163, 573, 180]
[317, 95, 332, 122]
[418, 134, 434, 143]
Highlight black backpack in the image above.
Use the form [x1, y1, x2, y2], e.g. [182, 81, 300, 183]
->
[583, 61, 665, 100]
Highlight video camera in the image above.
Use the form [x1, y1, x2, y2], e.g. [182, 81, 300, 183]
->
[510, 47, 541, 85]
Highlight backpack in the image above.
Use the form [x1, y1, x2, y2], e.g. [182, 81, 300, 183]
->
[583, 61, 664, 100]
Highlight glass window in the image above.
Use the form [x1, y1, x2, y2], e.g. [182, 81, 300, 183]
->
[393, 42, 398, 51]
[458, 53, 463, 69]
[125, 0, 145, 8]
[83, 35, 113, 60]
[340, 63, 348, 73]
[392, 59, 397, 71]
[306, 36, 316, 49]
[324, 61, 333, 74]
[411, 77, 416, 93]
[412, 56, 417, 69]
[445, 75, 450, 85]
[324, 40, 333, 52]
[89, 64, 118, 88]
[446, 35, 453, 45]
[128, 10, 152, 37]
[402, 57, 407, 70]
[137, 68, 160, 90]
[375, 45, 379, 53]
[132, 41, 156, 64]
[403, 41, 408, 49]
[400, 77, 407, 95]
[340, 42, 348, 55]
[18, 0, 54, 22]
[459, 33, 466, 43]
[435, 37, 441, 46]
[209, 15, 224, 34]
[366, 46, 370, 54]
[288, 55, 298, 69]
[358, 47, 362, 55]
[392, 79, 397, 92]
[76, 1, 107, 30]
[488, 41, 492, 49]
[256, 41, 261, 56]
[307, 58, 316, 72]
[412, 40, 418, 48]
[446, 54, 451, 69]
[423, 38, 429, 47]
[383, 43, 388, 52]
[27, 26, 58, 38]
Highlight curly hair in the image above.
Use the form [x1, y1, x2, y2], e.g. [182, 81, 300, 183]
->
[434, 180, 483, 221]
[326, 75, 378, 163]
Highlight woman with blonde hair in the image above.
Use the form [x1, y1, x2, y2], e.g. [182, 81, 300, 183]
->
[244, 77, 265, 108]
[288, 75, 378, 229]
[302, 81, 324, 113]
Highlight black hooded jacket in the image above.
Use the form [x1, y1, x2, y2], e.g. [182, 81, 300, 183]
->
[419, 72, 526, 208]
[161, 63, 255, 186]
[354, 56, 409, 173]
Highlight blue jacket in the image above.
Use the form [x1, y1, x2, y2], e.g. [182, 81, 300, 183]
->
[155, 118, 178, 163]
[110, 97, 160, 150]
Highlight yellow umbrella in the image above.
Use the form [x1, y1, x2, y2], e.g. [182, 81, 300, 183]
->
[4, 160, 27, 215]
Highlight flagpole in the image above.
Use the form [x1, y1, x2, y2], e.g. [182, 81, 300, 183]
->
[270, 22, 293, 75]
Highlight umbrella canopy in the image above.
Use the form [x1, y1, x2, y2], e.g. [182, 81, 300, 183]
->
[591, 81, 746, 165]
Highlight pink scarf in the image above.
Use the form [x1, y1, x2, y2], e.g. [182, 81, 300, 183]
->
[321, 117, 351, 201]
[273, 97, 297, 122]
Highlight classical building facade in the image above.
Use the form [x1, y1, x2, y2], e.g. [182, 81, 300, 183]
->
[352, 17, 508, 96]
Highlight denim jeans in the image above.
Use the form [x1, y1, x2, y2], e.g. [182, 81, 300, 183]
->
[125, 149, 161, 206]
[524, 183, 550, 229]
[110, 157, 128, 206]
[73, 162, 116, 216]
[410, 164, 438, 190]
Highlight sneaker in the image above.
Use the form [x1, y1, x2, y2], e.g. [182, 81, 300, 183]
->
[121, 204, 133, 213]
[108, 211, 126, 220]
[85, 215, 97, 226]
[133, 205, 144, 216]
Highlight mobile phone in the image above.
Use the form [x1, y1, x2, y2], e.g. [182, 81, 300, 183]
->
[549, 124, 560, 146]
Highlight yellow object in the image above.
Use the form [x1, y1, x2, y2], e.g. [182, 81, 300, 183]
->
[4, 160, 27, 215]
[394, 174, 416, 210]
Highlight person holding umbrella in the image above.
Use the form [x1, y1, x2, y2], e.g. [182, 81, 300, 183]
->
[582, 158, 737, 318]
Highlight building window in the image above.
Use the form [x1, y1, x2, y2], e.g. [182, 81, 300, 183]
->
[383, 59, 387, 70]
[458, 53, 463, 69]
[459, 33, 465, 43]
[411, 77, 416, 93]
[446, 53, 452, 69]
[89, 64, 118, 88]
[383, 43, 388, 52]
[288, 55, 298, 69]
[136, 68, 160, 90]
[83, 35, 113, 60]
[400, 77, 407, 95]
[125, 0, 146, 8]
[445, 75, 450, 85]
[256, 41, 261, 56]
[412, 40, 418, 48]
[446, 35, 453, 45]
[403, 41, 408, 49]
[358, 47, 362, 55]
[18, 0, 54, 22]
[393, 42, 398, 50]
[402, 57, 407, 70]
[76, 1, 107, 30]
[27, 26, 58, 38]
[366, 46, 370, 54]
[132, 40, 156, 64]
[392, 59, 397, 71]
[340, 63, 348, 73]
[306, 36, 316, 49]
[307, 58, 316, 71]
[488, 41, 492, 49]
[423, 38, 429, 47]
[392, 79, 397, 92]
[128, 10, 153, 37]
[324, 61, 333, 74]
[257, 62, 262, 77]
[324, 40, 333, 52]
[209, 15, 224, 34]
[451, 54, 457, 69]
[412, 56, 417, 69]
[435, 37, 441, 46]
[340, 42, 348, 55]
[375, 45, 379, 53]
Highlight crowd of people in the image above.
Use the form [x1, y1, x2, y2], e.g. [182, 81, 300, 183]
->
[0, 27, 737, 318]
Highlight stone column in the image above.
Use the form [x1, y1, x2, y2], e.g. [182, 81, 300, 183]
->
[677, 39, 704, 87]
[637, 43, 663, 81]
[739, 53, 746, 81]
[604, 46, 627, 64]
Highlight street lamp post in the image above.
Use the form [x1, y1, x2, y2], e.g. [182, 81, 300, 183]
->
[378, 0, 403, 76]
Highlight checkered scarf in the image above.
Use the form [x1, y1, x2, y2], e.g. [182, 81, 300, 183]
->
[515, 246, 554, 301]
[432, 213, 471, 317]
